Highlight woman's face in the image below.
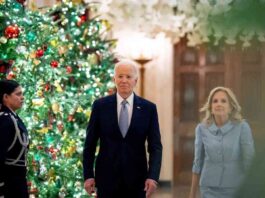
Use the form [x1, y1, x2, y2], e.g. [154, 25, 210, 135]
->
[211, 91, 232, 120]
[3, 86, 24, 111]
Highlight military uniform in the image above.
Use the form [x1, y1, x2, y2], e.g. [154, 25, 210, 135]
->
[0, 105, 29, 198]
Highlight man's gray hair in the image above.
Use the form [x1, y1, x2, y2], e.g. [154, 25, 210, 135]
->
[114, 59, 138, 78]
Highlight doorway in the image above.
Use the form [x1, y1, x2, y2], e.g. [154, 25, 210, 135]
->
[173, 40, 265, 185]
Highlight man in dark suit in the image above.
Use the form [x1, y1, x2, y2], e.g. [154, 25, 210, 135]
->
[83, 59, 162, 198]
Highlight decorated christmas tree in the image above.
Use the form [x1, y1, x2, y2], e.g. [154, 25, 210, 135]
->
[0, 0, 116, 197]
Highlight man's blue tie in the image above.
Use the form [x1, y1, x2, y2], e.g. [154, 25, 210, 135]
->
[119, 100, 129, 137]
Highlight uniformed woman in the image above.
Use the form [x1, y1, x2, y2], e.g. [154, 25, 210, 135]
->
[0, 80, 29, 198]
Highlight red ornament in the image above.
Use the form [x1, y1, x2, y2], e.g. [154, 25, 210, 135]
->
[36, 49, 44, 58]
[80, 15, 87, 22]
[49, 146, 55, 153]
[0, 61, 11, 74]
[51, 11, 61, 23]
[4, 25, 20, 39]
[44, 83, 50, 91]
[8, 60, 14, 65]
[16, 0, 26, 4]
[67, 115, 74, 122]
[66, 66, 72, 73]
[69, 77, 75, 83]
[0, 66, 6, 73]
[32, 160, 37, 165]
[57, 123, 64, 132]
[50, 60, 59, 68]
[52, 153, 57, 160]
[77, 14, 87, 26]
[30, 188, 38, 194]
[6, 73, 16, 80]
[108, 88, 115, 95]
[37, 146, 44, 150]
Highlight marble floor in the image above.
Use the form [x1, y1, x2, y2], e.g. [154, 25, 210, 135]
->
[153, 187, 173, 198]
[153, 185, 197, 198]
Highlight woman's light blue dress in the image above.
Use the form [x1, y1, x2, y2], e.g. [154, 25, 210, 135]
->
[192, 121, 255, 198]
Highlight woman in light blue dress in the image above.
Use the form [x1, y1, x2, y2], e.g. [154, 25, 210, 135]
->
[189, 87, 255, 198]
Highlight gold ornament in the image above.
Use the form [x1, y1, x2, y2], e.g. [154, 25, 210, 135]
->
[84, 109, 91, 118]
[29, 51, 36, 59]
[37, 79, 45, 86]
[0, 36, 7, 43]
[54, 81, 63, 93]
[75, 181, 81, 188]
[72, 0, 82, 4]
[76, 106, 83, 113]
[65, 146, 76, 157]
[50, 39, 58, 47]
[36, 90, 43, 97]
[32, 98, 45, 106]
[101, 19, 111, 30]
[58, 46, 67, 55]
[33, 59, 41, 66]
[68, 43, 74, 50]
[87, 54, 99, 65]
[48, 168, 56, 181]
[77, 160, 82, 167]
[52, 102, 60, 114]
[36, 127, 49, 134]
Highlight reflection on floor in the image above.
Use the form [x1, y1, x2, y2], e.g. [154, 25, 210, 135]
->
[153, 186, 173, 198]
[153, 185, 195, 198]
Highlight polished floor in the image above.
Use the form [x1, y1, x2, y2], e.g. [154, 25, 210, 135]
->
[153, 185, 199, 198]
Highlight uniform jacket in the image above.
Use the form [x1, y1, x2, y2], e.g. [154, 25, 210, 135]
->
[0, 105, 29, 196]
[83, 93, 162, 191]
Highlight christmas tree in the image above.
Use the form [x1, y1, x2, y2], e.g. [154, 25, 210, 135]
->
[0, 0, 116, 197]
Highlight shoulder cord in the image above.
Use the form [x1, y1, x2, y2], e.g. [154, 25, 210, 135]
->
[5, 114, 29, 166]
[9, 114, 29, 147]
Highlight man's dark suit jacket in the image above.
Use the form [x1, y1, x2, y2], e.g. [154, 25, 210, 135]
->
[83, 93, 162, 191]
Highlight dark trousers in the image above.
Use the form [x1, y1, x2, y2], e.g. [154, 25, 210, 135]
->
[4, 175, 29, 198]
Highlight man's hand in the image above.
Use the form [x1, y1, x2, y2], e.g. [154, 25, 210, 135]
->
[84, 178, 95, 195]
[144, 179, 158, 198]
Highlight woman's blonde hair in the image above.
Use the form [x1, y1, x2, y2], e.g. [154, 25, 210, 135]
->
[200, 86, 243, 124]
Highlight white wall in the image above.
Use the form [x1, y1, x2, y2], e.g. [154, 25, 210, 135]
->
[144, 37, 174, 182]
[28, 0, 57, 9]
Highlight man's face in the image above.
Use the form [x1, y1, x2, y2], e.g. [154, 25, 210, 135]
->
[114, 64, 137, 98]
[4, 86, 24, 111]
